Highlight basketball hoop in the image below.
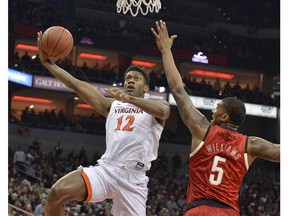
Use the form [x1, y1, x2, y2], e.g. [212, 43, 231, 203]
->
[116, 0, 161, 17]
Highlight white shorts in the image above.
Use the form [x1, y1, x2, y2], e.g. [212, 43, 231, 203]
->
[80, 159, 149, 216]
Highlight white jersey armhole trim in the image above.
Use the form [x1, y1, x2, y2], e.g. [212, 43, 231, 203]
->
[244, 153, 249, 170]
[190, 141, 205, 157]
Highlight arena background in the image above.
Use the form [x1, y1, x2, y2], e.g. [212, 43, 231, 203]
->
[3, 0, 286, 215]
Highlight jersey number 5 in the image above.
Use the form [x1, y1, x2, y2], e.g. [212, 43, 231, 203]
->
[209, 155, 226, 185]
[115, 115, 135, 131]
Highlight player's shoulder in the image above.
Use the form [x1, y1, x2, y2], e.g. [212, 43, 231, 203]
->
[247, 136, 267, 153]
[247, 136, 261, 144]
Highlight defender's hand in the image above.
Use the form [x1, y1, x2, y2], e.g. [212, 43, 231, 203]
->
[151, 20, 177, 53]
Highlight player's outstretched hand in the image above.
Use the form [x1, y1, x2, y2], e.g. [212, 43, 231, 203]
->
[37, 31, 49, 63]
[104, 88, 130, 102]
[151, 20, 177, 53]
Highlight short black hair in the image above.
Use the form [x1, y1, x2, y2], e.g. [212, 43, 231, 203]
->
[222, 97, 246, 126]
[124, 65, 149, 85]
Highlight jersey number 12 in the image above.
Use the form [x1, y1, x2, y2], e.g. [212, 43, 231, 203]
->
[115, 115, 135, 131]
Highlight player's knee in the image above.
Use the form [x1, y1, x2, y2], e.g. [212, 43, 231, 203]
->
[47, 184, 68, 204]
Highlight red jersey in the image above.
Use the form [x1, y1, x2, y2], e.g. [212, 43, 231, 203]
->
[186, 125, 249, 212]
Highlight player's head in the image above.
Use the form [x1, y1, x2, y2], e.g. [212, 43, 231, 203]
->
[123, 65, 149, 97]
[211, 97, 246, 127]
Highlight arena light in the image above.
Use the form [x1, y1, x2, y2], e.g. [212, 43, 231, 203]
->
[78, 53, 107, 60]
[132, 60, 156, 68]
[75, 103, 93, 109]
[189, 69, 234, 80]
[15, 44, 38, 52]
[12, 96, 53, 104]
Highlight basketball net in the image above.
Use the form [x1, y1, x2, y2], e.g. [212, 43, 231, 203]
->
[116, 0, 161, 17]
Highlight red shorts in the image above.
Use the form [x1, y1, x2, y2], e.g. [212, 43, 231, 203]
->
[184, 205, 240, 216]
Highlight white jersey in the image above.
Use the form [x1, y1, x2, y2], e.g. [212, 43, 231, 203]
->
[100, 100, 163, 172]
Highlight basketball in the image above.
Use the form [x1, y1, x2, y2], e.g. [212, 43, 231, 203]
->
[41, 26, 74, 59]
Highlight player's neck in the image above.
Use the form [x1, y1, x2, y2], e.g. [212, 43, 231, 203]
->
[219, 123, 238, 131]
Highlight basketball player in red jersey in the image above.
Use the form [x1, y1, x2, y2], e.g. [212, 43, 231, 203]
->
[37, 31, 170, 216]
[151, 20, 280, 216]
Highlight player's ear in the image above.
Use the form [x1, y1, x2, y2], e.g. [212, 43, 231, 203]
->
[144, 84, 149, 93]
[222, 113, 229, 122]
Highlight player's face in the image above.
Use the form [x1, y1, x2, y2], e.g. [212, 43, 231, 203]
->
[211, 101, 227, 125]
[124, 71, 148, 97]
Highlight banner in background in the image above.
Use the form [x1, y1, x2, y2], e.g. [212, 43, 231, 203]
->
[8, 68, 33, 87]
[168, 93, 277, 118]
[33, 75, 168, 101]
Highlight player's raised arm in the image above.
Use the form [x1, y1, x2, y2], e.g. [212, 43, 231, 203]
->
[37, 31, 113, 117]
[247, 136, 280, 165]
[151, 20, 210, 136]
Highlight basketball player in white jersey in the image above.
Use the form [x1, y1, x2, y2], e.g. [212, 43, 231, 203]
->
[36, 31, 170, 216]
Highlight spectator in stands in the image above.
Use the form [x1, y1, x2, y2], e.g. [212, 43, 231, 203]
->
[171, 152, 182, 173]
[213, 78, 222, 96]
[13, 146, 26, 167]
[223, 81, 232, 97]
[21, 51, 32, 69]
[34, 198, 45, 216]
[24, 203, 34, 215]
[54, 141, 64, 160]
[68, 148, 78, 163]
[92, 62, 100, 77]
[50, 109, 57, 124]
[158, 151, 168, 170]
[21, 106, 29, 124]
[11, 51, 20, 66]
[78, 143, 88, 166]
[80, 61, 89, 74]
[233, 81, 242, 98]
[42, 109, 51, 125]
[167, 195, 180, 212]
[57, 109, 67, 126]
[30, 137, 41, 154]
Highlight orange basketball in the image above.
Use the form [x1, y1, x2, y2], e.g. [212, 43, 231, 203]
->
[41, 26, 74, 59]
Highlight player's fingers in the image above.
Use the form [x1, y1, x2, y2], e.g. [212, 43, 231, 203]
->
[151, 28, 159, 38]
[155, 21, 161, 33]
[37, 32, 42, 47]
[104, 88, 115, 98]
[171, 35, 177, 44]
[38, 31, 42, 39]
[104, 88, 112, 93]
[160, 20, 166, 30]
[171, 35, 178, 40]
[37, 35, 41, 48]
[112, 89, 120, 95]
[105, 88, 120, 96]
[161, 21, 169, 36]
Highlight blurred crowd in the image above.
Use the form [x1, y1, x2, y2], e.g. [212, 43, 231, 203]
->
[9, 0, 279, 72]
[9, 138, 280, 215]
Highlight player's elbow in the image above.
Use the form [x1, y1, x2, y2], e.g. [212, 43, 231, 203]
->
[271, 144, 280, 162]
[170, 85, 184, 96]
[159, 103, 170, 120]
